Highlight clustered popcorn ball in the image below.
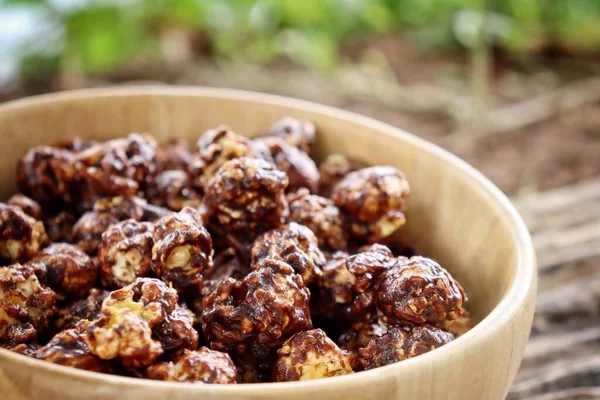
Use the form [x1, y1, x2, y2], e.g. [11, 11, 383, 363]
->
[0, 117, 473, 384]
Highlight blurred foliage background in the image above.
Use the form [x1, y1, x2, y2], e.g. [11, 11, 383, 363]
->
[2, 0, 600, 78]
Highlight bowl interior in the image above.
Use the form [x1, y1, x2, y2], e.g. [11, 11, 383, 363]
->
[0, 87, 520, 327]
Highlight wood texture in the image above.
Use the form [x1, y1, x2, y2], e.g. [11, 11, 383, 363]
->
[509, 178, 600, 400]
[0, 87, 537, 400]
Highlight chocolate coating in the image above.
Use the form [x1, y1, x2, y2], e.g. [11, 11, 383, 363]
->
[318, 153, 366, 198]
[99, 220, 154, 288]
[146, 348, 237, 384]
[376, 256, 467, 327]
[0, 264, 56, 345]
[75, 134, 157, 207]
[147, 170, 201, 211]
[274, 329, 353, 381]
[16, 146, 78, 208]
[251, 222, 325, 285]
[35, 320, 113, 372]
[332, 166, 410, 243]
[253, 137, 319, 193]
[54, 288, 108, 332]
[151, 207, 213, 294]
[0, 204, 47, 264]
[156, 138, 193, 172]
[358, 325, 454, 370]
[267, 117, 316, 154]
[204, 157, 289, 241]
[28, 243, 97, 298]
[287, 188, 347, 251]
[317, 244, 393, 318]
[191, 126, 257, 190]
[7, 194, 42, 220]
[201, 259, 312, 362]
[85, 278, 198, 368]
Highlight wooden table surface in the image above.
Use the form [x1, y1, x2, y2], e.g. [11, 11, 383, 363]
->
[509, 177, 600, 400]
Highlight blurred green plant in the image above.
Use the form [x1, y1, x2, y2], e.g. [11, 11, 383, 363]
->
[2, 0, 600, 77]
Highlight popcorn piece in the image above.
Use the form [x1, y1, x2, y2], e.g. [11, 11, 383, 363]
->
[35, 320, 113, 372]
[274, 329, 353, 381]
[16, 146, 78, 207]
[288, 188, 347, 251]
[190, 126, 257, 189]
[317, 245, 393, 318]
[99, 220, 154, 288]
[54, 288, 108, 332]
[75, 133, 157, 206]
[358, 325, 454, 370]
[156, 138, 193, 172]
[201, 259, 311, 362]
[7, 194, 42, 220]
[151, 207, 213, 294]
[146, 348, 237, 384]
[376, 256, 467, 327]
[204, 157, 289, 241]
[318, 154, 365, 198]
[147, 170, 201, 211]
[85, 278, 198, 367]
[28, 243, 97, 298]
[267, 117, 316, 154]
[253, 137, 319, 193]
[251, 222, 325, 285]
[338, 313, 388, 355]
[72, 211, 119, 255]
[0, 264, 56, 345]
[0, 204, 47, 263]
[332, 166, 409, 243]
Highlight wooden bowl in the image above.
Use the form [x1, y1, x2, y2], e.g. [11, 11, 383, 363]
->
[0, 87, 536, 400]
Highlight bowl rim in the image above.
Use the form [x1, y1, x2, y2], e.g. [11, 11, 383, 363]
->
[0, 86, 536, 393]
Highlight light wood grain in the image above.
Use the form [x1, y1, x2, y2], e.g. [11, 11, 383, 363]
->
[513, 178, 600, 269]
[509, 178, 600, 399]
[0, 87, 537, 400]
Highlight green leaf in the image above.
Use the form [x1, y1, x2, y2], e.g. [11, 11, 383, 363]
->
[245, 35, 281, 63]
[283, 30, 337, 71]
[507, 0, 541, 23]
[19, 52, 61, 77]
[363, 2, 396, 32]
[280, 0, 326, 26]
[154, 0, 205, 27]
[64, 5, 146, 73]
